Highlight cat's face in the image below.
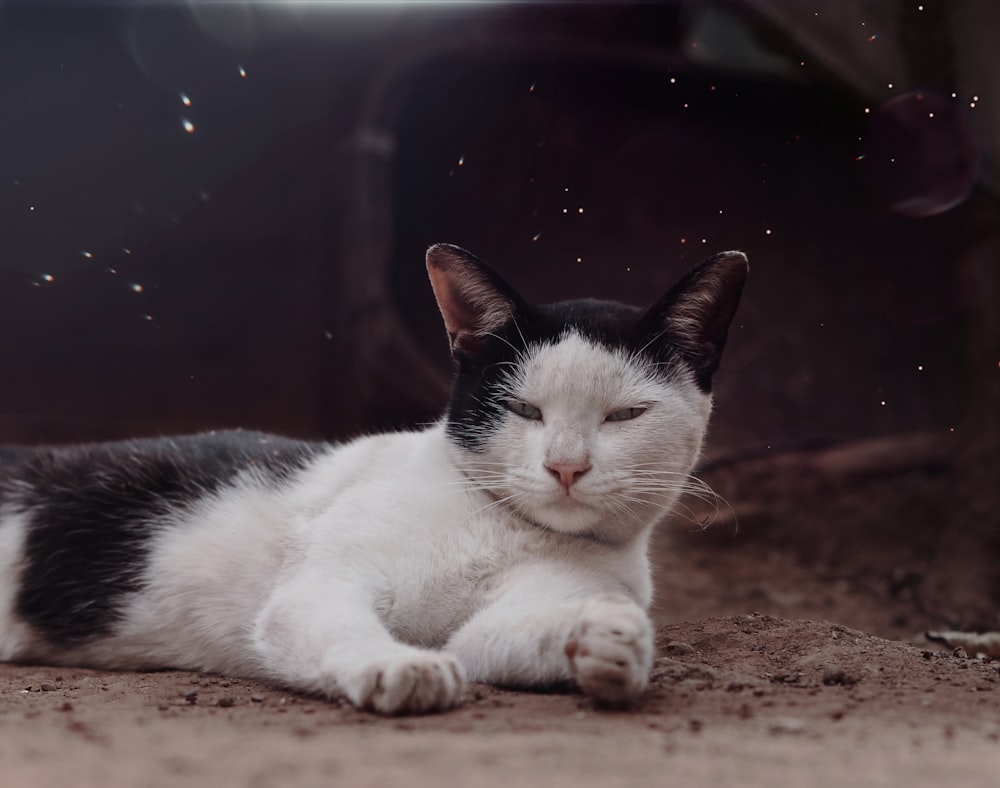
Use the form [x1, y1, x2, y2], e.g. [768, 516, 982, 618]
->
[427, 245, 747, 544]
[457, 330, 712, 542]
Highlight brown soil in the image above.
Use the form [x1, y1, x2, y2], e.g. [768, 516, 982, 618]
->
[2, 437, 998, 787]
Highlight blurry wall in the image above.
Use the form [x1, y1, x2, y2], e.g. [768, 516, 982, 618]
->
[0, 0, 996, 477]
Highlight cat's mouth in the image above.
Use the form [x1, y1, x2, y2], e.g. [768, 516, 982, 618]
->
[545, 488, 594, 512]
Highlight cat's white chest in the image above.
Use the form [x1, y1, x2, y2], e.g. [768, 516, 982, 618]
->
[296, 441, 534, 648]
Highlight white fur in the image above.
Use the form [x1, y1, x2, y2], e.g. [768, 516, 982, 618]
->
[0, 334, 712, 714]
[469, 332, 711, 541]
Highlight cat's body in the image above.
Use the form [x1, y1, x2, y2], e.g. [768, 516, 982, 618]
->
[0, 244, 747, 714]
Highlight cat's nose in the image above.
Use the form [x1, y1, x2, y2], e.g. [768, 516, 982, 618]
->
[545, 459, 591, 490]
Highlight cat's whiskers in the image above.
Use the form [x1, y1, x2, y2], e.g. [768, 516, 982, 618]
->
[432, 474, 510, 496]
[627, 480, 722, 512]
[588, 463, 731, 530]
[482, 331, 521, 355]
[633, 330, 668, 359]
[467, 489, 529, 520]
[465, 392, 489, 408]
[482, 360, 520, 374]
[607, 490, 705, 531]
[437, 458, 732, 530]
[491, 317, 530, 354]
[601, 494, 643, 525]
[511, 319, 528, 350]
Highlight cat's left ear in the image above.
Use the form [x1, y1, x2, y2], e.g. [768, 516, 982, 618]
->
[426, 244, 524, 359]
[637, 251, 748, 391]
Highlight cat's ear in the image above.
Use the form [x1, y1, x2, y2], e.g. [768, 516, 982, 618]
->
[426, 244, 523, 358]
[637, 251, 748, 391]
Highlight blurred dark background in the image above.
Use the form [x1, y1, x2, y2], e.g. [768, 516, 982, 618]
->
[0, 0, 996, 498]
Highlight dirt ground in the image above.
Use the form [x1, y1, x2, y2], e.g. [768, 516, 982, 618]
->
[2, 434, 998, 787]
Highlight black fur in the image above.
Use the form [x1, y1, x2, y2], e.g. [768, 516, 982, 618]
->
[1, 431, 324, 648]
[0, 446, 29, 468]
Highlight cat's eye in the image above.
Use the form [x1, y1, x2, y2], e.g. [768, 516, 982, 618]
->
[605, 406, 647, 422]
[506, 400, 543, 421]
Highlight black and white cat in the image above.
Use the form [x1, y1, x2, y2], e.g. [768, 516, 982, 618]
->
[0, 244, 747, 715]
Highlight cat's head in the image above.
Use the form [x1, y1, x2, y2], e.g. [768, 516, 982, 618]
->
[427, 244, 747, 544]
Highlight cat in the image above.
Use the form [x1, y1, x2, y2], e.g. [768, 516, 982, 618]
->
[0, 243, 747, 715]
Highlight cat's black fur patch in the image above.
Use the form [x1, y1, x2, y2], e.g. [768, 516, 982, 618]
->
[445, 299, 657, 452]
[1, 431, 324, 648]
[441, 249, 747, 452]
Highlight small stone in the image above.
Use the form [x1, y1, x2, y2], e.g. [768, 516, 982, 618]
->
[182, 690, 198, 704]
[822, 666, 857, 686]
[250, 694, 265, 703]
[40, 683, 58, 692]
[769, 717, 806, 735]
[823, 667, 845, 685]
[217, 697, 236, 708]
[666, 642, 696, 657]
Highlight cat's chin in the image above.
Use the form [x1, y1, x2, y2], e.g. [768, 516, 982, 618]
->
[530, 497, 607, 538]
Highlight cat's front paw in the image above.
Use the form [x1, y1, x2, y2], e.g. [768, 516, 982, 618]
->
[344, 651, 467, 715]
[564, 593, 653, 703]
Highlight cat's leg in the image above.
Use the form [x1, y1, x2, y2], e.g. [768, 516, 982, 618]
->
[445, 573, 653, 703]
[252, 568, 465, 714]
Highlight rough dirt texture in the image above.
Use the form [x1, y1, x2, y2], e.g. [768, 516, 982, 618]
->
[2, 438, 998, 787]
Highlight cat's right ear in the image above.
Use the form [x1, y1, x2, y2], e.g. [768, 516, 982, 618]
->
[426, 244, 522, 358]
